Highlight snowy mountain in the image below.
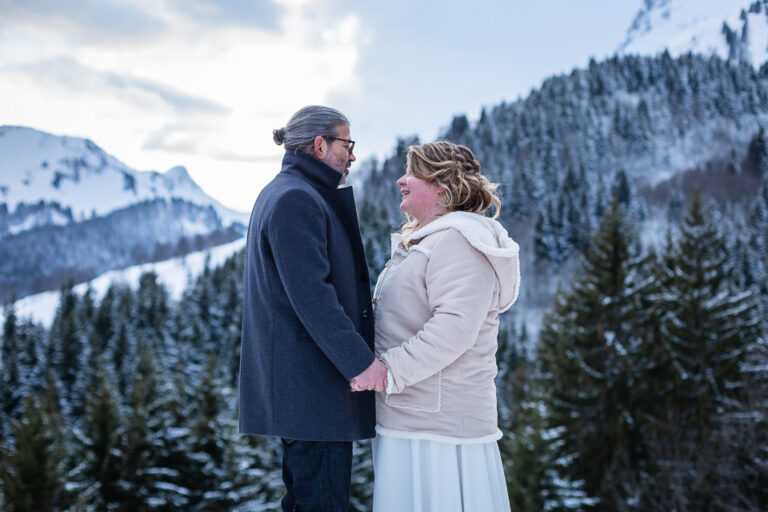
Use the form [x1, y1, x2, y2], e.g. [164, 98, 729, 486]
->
[0, 126, 247, 235]
[618, 0, 768, 66]
[0, 237, 246, 329]
[0, 126, 250, 301]
[355, 51, 768, 345]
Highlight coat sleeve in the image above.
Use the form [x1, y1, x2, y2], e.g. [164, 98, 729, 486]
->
[380, 229, 497, 393]
[268, 188, 374, 381]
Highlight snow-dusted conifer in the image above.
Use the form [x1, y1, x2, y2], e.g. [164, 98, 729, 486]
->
[651, 190, 762, 509]
[184, 354, 243, 510]
[69, 355, 126, 510]
[1, 305, 22, 433]
[0, 386, 70, 511]
[538, 199, 658, 509]
[49, 284, 87, 418]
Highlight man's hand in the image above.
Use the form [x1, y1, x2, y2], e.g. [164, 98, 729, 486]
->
[350, 359, 387, 392]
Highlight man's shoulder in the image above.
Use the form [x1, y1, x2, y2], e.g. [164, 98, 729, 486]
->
[254, 175, 327, 230]
[259, 173, 322, 204]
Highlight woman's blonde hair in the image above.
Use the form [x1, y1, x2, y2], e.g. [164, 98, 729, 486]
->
[402, 141, 501, 233]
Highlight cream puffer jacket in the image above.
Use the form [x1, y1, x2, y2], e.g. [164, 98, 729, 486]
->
[374, 211, 520, 441]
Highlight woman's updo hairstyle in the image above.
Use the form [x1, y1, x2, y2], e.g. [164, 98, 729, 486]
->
[404, 141, 501, 231]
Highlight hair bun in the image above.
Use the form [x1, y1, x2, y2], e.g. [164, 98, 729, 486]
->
[273, 128, 286, 145]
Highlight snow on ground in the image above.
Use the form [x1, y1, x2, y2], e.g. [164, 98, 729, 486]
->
[2, 237, 246, 329]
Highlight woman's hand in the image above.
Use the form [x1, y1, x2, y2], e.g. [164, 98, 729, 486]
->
[350, 359, 388, 392]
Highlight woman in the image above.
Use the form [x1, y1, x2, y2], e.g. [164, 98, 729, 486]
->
[370, 141, 520, 511]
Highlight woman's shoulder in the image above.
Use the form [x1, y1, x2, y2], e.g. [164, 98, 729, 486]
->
[428, 225, 474, 249]
[425, 228, 493, 276]
[407, 225, 471, 252]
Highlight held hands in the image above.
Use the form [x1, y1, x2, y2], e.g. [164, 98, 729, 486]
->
[350, 358, 387, 392]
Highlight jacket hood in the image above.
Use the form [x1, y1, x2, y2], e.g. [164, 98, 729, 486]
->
[392, 211, 521, 312]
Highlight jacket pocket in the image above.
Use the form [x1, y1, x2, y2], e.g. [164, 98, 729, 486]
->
[384, 371, 441, 412]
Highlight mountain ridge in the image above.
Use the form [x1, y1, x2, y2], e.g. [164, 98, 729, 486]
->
[0, 125, 249, 301]
[355, 51, 768, 344]
[0, 125, 248, 236]
[618, 0, 768, 66]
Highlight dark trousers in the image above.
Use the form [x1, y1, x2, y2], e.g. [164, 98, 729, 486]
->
[281, 438, 353, 512]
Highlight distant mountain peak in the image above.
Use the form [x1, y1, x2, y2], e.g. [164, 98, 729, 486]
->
[0, 125, 248, 233]
[165, 165, 192, 181]
[0, 125, 250, 300]
[618, 0, 768, 66]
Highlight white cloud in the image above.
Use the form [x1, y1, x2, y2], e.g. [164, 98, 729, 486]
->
[0, 0, 363, 211]
[0, 0, 641, 212]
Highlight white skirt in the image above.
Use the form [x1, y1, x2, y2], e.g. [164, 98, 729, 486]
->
[372, 429, 511, 512]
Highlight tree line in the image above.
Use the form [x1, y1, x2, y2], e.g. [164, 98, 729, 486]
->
[500, 192, 767, 511]
[2, 186, 766, 511]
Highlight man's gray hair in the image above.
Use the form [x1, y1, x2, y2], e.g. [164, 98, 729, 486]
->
[273, 105, 349, 154]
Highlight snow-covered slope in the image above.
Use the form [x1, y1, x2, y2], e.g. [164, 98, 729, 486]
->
[618, 0, 768, 66]
[1, 237, 246, 329]
[0, 125, 248, 234]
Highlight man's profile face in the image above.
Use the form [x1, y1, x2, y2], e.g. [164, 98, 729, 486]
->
[320, 124, 356, 184]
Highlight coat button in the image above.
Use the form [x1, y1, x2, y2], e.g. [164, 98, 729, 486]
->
[361, 309, 370, 319]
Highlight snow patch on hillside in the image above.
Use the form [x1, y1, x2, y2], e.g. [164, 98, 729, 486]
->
[2, 237, 246, 328]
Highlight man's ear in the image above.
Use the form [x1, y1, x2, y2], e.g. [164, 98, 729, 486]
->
[312, 136, 325, 159]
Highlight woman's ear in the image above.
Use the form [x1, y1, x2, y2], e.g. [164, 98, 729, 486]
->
[436, 189, 447, 207]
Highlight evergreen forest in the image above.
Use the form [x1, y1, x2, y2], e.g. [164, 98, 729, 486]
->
[2, 52, 768, 510]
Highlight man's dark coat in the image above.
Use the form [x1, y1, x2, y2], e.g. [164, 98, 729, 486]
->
[239, 150, 376, 441]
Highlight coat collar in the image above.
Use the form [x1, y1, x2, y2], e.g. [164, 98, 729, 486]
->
[394, 211, 519, 259]
[391, 211, 521, 312]
[281, 150, 344, 189]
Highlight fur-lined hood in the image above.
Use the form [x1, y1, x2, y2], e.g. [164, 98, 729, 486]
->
[391, 211, 521, 312]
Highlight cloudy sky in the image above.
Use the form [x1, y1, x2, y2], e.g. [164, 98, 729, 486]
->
[0, 0, 640, 212]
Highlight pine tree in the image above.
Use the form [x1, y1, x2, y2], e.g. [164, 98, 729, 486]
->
[70, 356, 126, 510]
[233, 435, 284, 511]
[610, 169, 631, 207]
[2, 310, 52, 446]
[0, 386, 69, 512]
[221, 255, 244, 388]
[745, 181, 768, 296]
[499, 323, 560, 512]
[122, 341, 200, 510]
[349, 439, 374, 512]
[504, 397, 558, 512]
[745, 125, 768, 177]
[649, 191, 762, 509]
[108, 285, 137, 399]
[49, 284, 87, 417]
[539, 200, 658, 510]
[91, 284, 118, 356]
[157, 353, 244, 510]
[136, 271, 169, 348]
[534, 196, 570, 264]
[119, 342, 169, 511]
[1, 305, 21, 431]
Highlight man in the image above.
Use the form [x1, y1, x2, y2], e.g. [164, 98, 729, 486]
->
[239, 105, 387, 511]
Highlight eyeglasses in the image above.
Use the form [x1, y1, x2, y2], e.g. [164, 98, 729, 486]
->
[326, 136, 355, 154]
